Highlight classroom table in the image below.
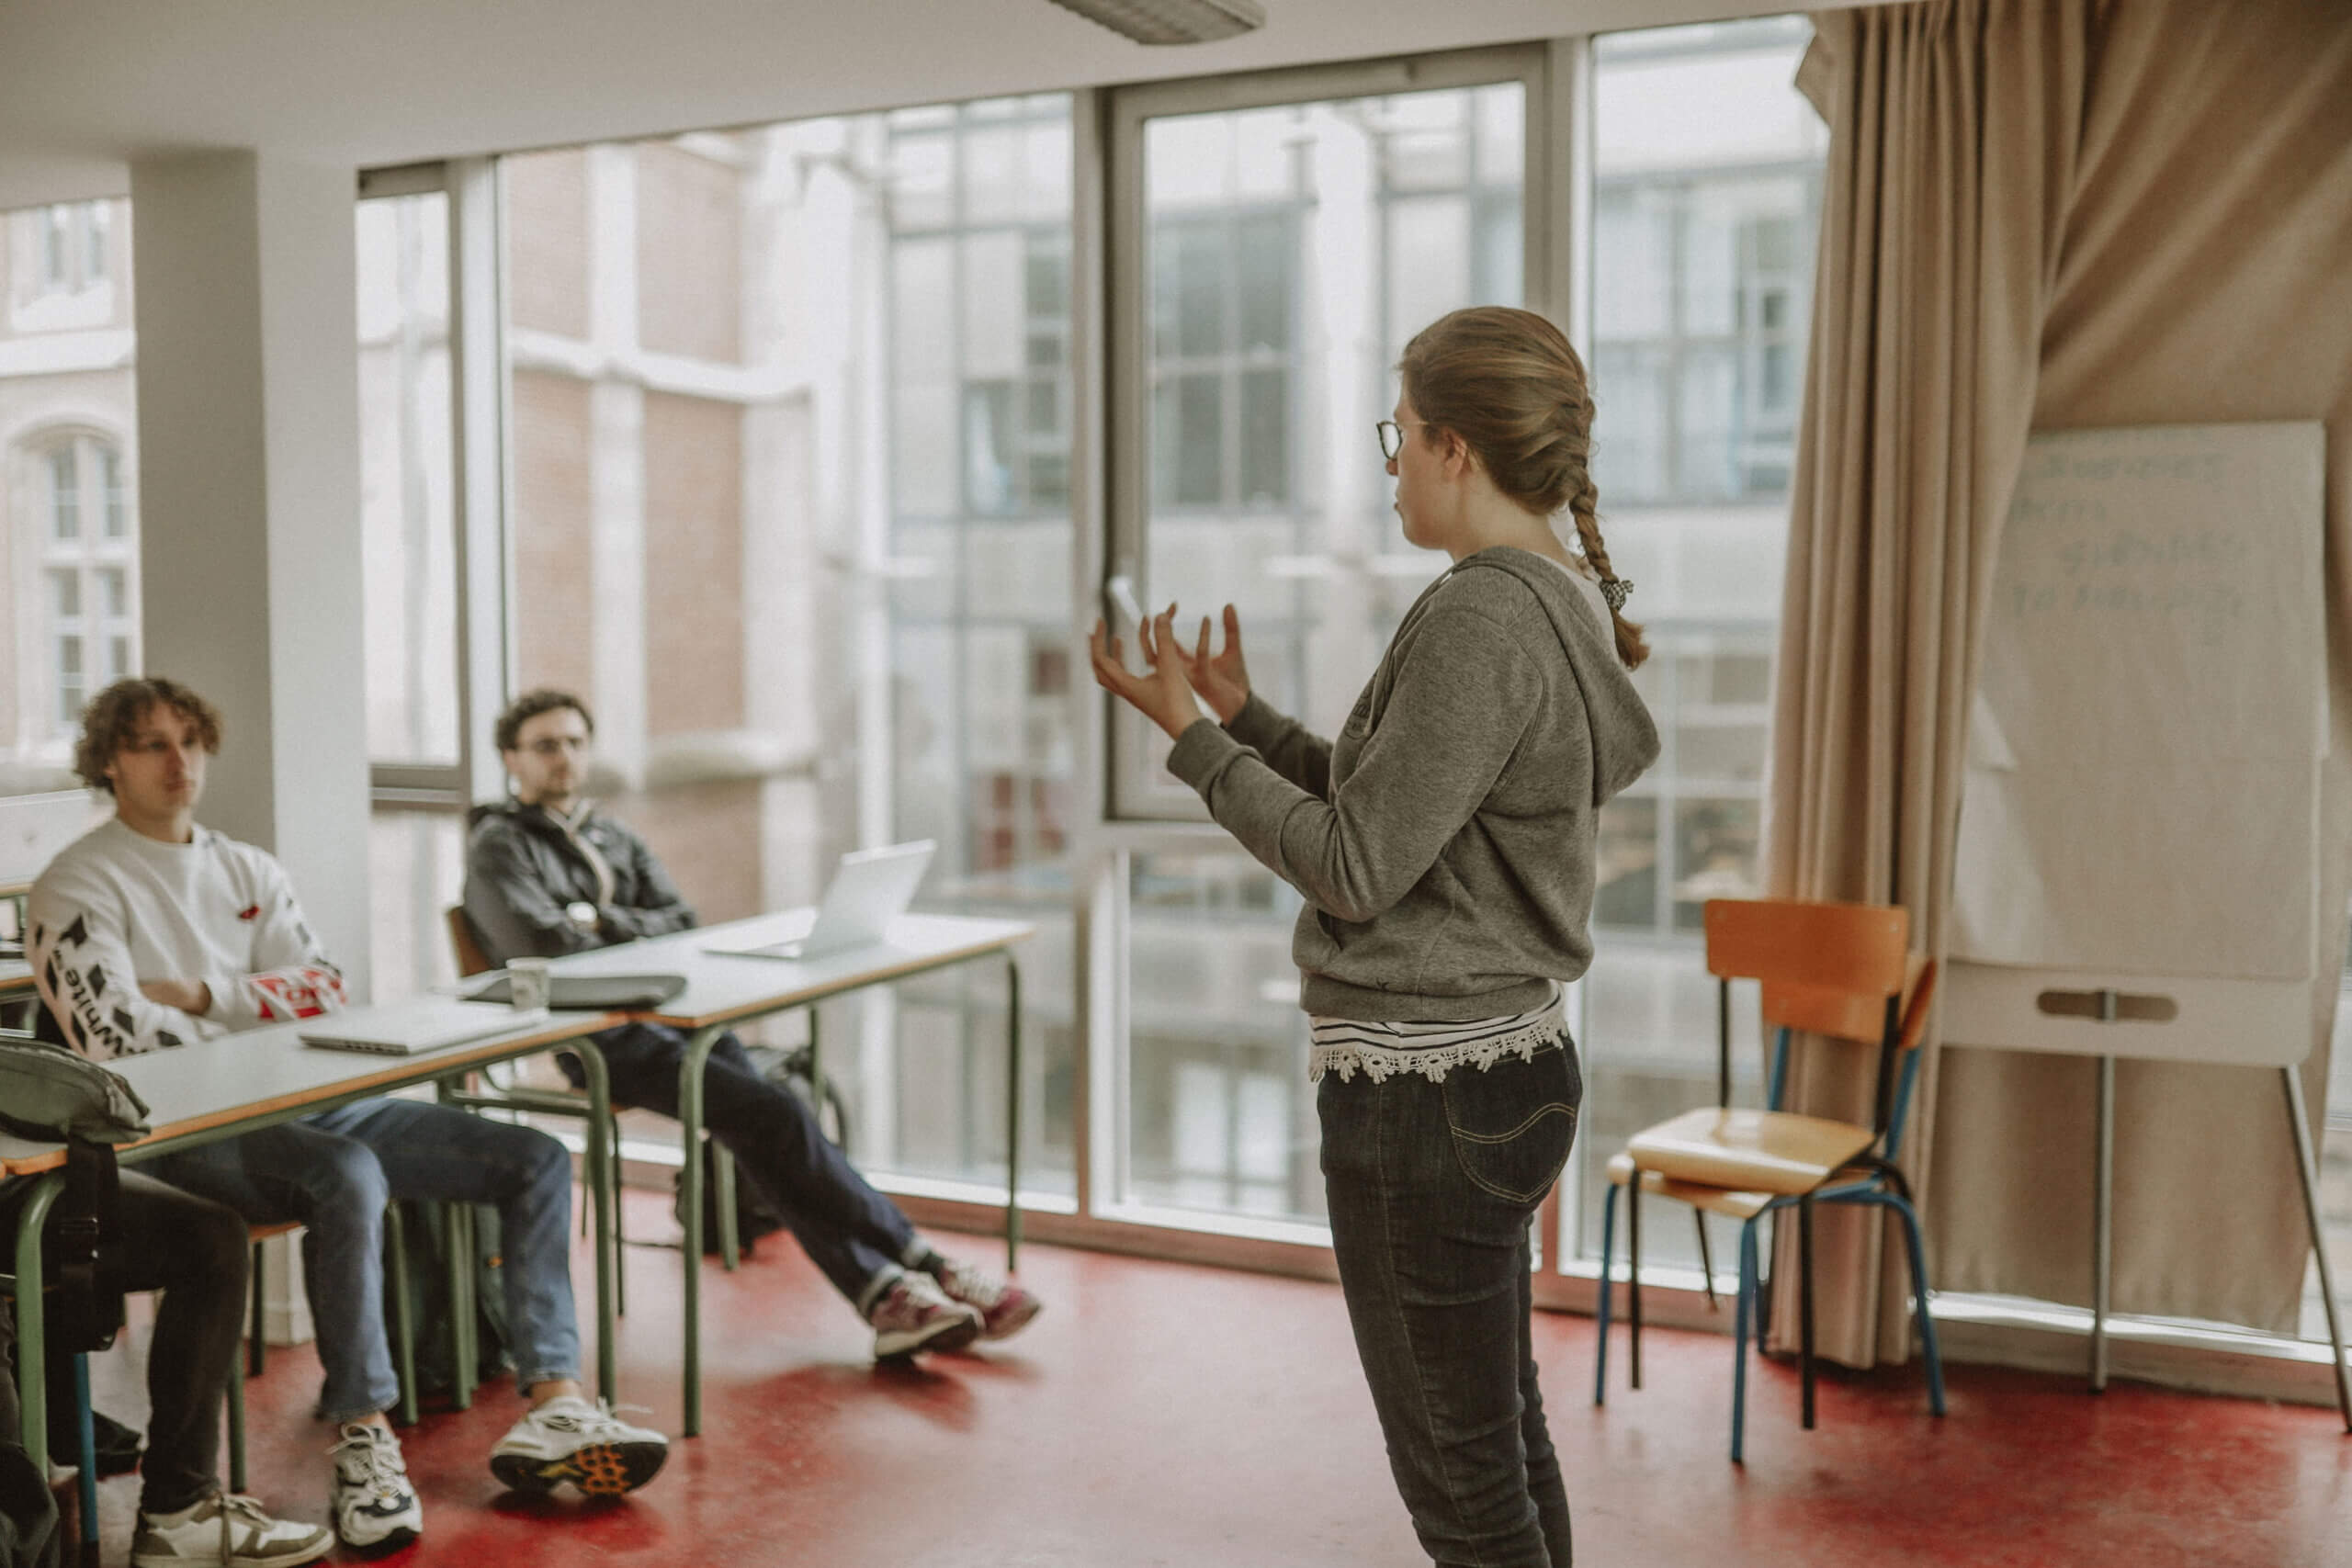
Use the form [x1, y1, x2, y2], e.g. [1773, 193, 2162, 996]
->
[0, 1003, 629, 1478]
[540, 909, 1035, 1435]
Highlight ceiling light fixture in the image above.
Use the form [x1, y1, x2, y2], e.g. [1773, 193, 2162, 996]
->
[1045, 0, 1266, 46]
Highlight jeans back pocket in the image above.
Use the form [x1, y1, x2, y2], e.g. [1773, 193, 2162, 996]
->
[1440, 1043, 1580, 1206]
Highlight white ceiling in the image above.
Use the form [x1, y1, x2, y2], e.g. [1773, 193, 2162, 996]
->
[0, 0, 1846, 209]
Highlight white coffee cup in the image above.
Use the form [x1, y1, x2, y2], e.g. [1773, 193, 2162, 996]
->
[507, 957, 553, 1013]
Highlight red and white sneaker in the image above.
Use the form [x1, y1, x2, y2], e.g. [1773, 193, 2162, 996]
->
[867, 1271, 984, 1358]
[929, 1257, 1043, 1342]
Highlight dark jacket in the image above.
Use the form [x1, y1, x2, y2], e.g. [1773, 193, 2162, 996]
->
[462, 798, 698, 967]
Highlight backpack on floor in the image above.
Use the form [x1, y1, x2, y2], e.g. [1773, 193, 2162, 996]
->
[376, 1200, 511, 1402]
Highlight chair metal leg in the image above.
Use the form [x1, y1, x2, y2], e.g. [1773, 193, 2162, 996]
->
[1695, 1210, 1717, 1310]
[224, 1351, 247, 1492]
[1798, 1194, 1817, 1430]
[1732, 1217, 1759, 1463]
[71, 1355, 97, 1546]
[1005, 952, 1023, 1271]
[1593, 1179, 1618, 1405]
[1627, 1162, 1643, 1392]
[387, 1204, 418, 1427]
[247, 1240, 266, 1378]
[1883, 1193, 1947, 1416]
[447, 1203, 475, 1412]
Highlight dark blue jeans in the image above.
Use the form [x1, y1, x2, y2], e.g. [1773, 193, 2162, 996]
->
[1318, 1037, 1582, 1568]
[571, 1023, 920, 1311]
[147, 1099, 582, 1419]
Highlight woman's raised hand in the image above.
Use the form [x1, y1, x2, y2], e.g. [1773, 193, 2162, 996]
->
[1176, 603, 1251, 724]
[1090, 604, 1208, 741]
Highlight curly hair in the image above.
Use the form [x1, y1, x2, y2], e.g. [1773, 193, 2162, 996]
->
[74, 678, 223, 795]
[494, 688, 596, 753]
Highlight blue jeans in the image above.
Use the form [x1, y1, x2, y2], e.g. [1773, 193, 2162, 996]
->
[569, 1023, 921, 1311]
[146, 1098, 582, 1421]
[1318, 1037, 1582, 1568]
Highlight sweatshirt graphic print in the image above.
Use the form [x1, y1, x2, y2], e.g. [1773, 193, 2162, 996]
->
[28, 818, 348, 1061]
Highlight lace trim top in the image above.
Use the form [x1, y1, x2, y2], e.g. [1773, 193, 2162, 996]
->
[1307, 991, 1564, 1085]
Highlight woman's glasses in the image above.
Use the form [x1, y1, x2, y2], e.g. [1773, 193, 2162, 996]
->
[1375, 420, 1414, 461]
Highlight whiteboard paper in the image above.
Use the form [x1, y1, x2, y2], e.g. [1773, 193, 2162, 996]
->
[1951, 423, 2326, 987]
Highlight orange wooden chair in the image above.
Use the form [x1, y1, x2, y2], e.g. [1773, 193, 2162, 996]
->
[1591, 897, 1947, 1461]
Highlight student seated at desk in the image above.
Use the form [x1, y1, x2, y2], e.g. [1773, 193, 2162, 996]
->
[463, 688, 1041, 1359]
[0, 1171, 333, 1568]
[27, 678, 668, 1558]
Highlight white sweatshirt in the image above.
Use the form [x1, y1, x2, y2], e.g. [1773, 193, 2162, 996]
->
[27, 817, 348, 1061]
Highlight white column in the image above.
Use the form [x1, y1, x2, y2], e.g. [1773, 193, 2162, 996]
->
[130, 150, 372, 997]
[584, 145, 648, 788]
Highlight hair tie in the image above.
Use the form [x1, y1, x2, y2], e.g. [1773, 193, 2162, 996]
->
[1599, 577, 1633, 614]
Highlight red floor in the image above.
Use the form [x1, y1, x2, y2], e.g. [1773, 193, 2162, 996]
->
[85, 1188, 2352, 1567]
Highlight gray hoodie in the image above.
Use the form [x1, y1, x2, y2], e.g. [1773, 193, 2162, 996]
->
[1167, 545, 1660, 1023]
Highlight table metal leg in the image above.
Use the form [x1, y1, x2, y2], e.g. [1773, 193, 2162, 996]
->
[2281, 1065, 2352, 1432]
[678, 1024, 725, 1437]
[1005, 953, 1023, 1271]
[2092, 1055, 2114, 1393]
[571, 1037, 619, 1404]
[11, 1170, 66, 1477]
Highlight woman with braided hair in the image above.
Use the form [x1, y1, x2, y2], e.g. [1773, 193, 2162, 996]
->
[1091, 305, 1657, 1566]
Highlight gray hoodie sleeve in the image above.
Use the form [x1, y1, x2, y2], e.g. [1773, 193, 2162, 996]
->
[1222, 690, 1332, 800]
[1168, 606, 1544, 922]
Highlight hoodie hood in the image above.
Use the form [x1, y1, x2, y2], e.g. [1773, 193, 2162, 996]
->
[1449, 547, 1660, 807]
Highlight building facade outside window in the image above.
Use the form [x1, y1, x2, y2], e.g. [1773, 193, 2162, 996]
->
[1573, 17, 1827, 1269]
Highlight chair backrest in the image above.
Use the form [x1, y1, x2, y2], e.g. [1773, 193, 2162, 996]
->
[1703, 898, 1909, 998]
[1757, 954, 1942, 1153]
[1760, 952, 1936, 1049]
[445, 906, 493, 978]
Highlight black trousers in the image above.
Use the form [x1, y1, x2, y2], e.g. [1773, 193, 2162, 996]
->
[18, 1172, 249, 1515]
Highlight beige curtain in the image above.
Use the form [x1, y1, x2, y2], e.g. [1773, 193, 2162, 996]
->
[1932, 0, 2352, 1337]
[1765, 0, 2352, 1367]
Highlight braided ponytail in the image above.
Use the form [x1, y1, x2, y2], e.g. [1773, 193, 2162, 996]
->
[1564, 466, 1648, 668]
[1396, 306, 1648, 669]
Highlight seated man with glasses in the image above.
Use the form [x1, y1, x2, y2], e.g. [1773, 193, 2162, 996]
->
[28, 678, 669, 1561]
[463, 688, 1041, 1360]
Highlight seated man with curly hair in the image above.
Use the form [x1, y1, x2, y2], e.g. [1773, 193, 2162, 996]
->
[29, 678, 668, 1560]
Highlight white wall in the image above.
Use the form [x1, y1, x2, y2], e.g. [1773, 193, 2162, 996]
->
[130, 151, 374, 993]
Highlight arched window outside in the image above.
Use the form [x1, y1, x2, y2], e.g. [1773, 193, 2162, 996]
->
[32, 432, 137, 739]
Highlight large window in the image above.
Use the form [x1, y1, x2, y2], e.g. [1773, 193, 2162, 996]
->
[1573, 17, 1826, 1269]
[1107, 54, 1540, 1225]
[356, 190, 459, 769]
[502, 102, 1078, 1200]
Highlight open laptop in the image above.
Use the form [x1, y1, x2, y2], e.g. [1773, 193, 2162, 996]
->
[300, 996, 548, 1056]
[706, 840, 935, 963]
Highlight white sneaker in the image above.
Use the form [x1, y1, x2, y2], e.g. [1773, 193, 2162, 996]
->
[491, 1395, 669, 1496]
[867, 1269, 984, 1359]
[328, 1422, 422, 1552]
[130, 1491, 334, 1567]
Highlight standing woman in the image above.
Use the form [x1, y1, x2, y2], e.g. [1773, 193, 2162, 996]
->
[1091, 306, 1657, 1567]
